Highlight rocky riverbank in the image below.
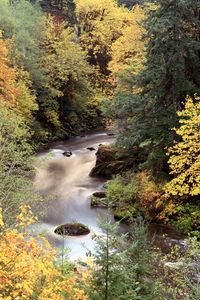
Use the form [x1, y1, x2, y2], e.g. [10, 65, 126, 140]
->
[89, 144, 200, 237]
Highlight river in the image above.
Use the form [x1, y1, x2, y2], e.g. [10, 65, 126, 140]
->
[34, 131, 185, 260]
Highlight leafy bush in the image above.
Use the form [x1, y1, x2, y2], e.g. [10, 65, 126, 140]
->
[106, 172, 137, 206]
[158, 237, 200, 299]
[105, 171, 164, 221]
[0, 206, 89, 300]
[158, 201, 200, 236]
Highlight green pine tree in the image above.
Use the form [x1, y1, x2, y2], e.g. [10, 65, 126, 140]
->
[89, 216, 157, 300]
[108, 0, 200, 172]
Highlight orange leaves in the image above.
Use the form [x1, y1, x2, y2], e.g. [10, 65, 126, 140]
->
[0, 33, 19, 106]
[16, 205, 37, 231]
[0, 206, 89, 300]
[135, 171, 166, 219]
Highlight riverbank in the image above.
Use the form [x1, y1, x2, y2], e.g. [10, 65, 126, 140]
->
[90, 144, 200, 239]
[33, 131, 187, 260]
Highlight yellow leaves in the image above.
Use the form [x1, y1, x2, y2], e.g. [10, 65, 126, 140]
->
[39, 15, 91, 127]
[0, 208, 4, 227]
[0, 206, 89, 299]
[16, 205, 37, 229]
[165, 96, 200, 197]
[15, 69, 38, 121]
[109, 5, 147, 75]
[76, 0, 135, 89]
[0, 32, 19, 106]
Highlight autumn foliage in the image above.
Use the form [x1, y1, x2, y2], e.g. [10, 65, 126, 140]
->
[165, 97, 200, 197]
[0, 206, 88, 300]
[0, 33, 18, 106]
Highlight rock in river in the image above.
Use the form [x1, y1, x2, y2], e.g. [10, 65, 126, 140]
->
[86, 147, 96, 151]
[54, 223, 90, 236]
[63, 151, 72, 157]
[91, 191, 108, 208]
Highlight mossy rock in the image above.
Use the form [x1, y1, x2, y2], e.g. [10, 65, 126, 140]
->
[54, 223, 90, 236]
[91, 191, 107, 208]
[90, 160, 136, 178]
[93, 192, 106, 198]
[90, 192, 117, 208]
[91, 196, 108, 208]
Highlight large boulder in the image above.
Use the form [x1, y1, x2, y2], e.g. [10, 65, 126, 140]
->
[90, 145, 140, 178]
[54, 223, 90, 236]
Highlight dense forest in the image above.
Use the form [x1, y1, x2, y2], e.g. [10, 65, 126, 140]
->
[0, 0, 199, 299]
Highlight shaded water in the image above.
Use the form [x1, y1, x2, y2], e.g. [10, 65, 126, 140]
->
[34, 131, 185, 260]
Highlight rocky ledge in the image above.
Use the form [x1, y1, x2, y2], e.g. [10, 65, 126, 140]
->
[90, 145, 140, 178]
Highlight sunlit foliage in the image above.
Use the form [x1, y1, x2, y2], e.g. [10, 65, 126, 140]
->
[76, 0, 134, 91]
[0, 205, 88, 300]
[109, 5, 146, 76]
[39, 15, 91, 130]
[165, 97, 200, 197]
[0, 32, 18, 106]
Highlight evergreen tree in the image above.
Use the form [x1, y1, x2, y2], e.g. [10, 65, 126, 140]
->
[109, 0, 200, 172]
[89, 218, 157, 300]
[143, 0, 200, 110]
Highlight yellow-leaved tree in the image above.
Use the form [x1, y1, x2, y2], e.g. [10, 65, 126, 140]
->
[165, 97, 200, 197]
[0, 32, 37, 122]
[109, 5, 147, 76]
[76, 0, 133, 91]
[0, 31, 18, 106]
[39, 15, 91, 129]
[0, 206, 89, 300]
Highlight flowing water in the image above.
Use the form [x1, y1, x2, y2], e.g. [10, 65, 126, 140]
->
[34, 131, 185, 260]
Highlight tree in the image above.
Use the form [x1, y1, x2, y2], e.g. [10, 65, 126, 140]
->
[0, 33, 37, 121]
[0, 1, 98, 140]
[89, 220, 128, 300]
[0, 205, 88, 299]
[0, 103, 40, 226]
[15, 69, 38, 122]
[107, 0, 200, 172]
[165, 97, 200, 197]
[0, 31, 18, 107]
[89, 217, 156, 300]
[76, 0, 134, 92]
[142, 0, 200, 110]
[0, 0, 45, 88]
[39, 0, 77, 26]
[38, 15, 92, 134]
[109, 5, 146, 76]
